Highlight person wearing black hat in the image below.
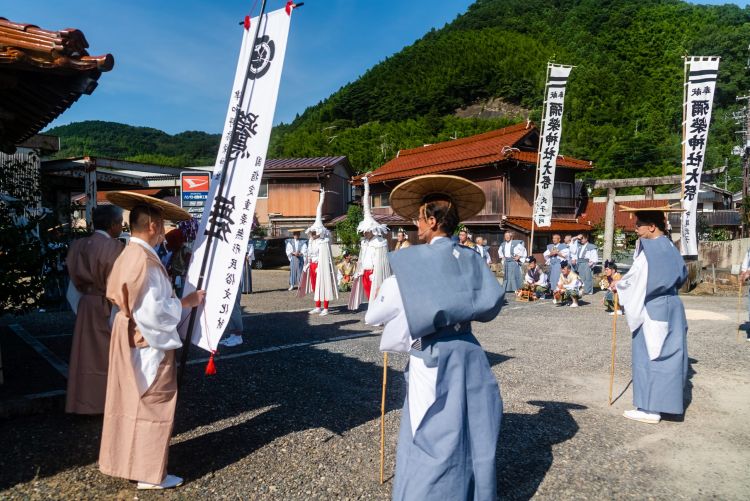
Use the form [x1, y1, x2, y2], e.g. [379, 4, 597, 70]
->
[520, 256, 549, 298]
[365, 174, 504, 501]
[600, 260, 623, 315]
[553, 260, 583, 307]
[615, 206, 688, 424]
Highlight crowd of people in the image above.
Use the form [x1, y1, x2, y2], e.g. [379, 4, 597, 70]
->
[59, 174, 702, 497]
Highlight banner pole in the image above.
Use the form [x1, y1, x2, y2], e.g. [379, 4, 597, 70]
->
[379, 352, 388, 484]
[608, 294, 619, 405]
[178, 0, 269, 387]
[528, 63, 552, 254]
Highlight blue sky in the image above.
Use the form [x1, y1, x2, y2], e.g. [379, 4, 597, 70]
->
[6, 1, 749, 134]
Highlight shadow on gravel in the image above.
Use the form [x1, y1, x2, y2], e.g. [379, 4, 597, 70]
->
[497, 400, 587, 500]
[0, 312, 514, 491]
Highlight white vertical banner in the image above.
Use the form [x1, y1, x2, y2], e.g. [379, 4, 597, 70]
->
[533, 64, 573, 227]
[680, 56, 720, 256]
[180, 7, 293, 352]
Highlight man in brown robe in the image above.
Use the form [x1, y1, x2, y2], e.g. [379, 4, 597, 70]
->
[65, 205, 124, 414]
[99, 194, 205, 490]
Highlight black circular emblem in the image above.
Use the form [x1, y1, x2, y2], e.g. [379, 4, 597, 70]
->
[249, 35, 275, 80]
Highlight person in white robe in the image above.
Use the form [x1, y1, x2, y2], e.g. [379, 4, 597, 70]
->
[349, 175, 391, 310]
[301, 189, 338, 315]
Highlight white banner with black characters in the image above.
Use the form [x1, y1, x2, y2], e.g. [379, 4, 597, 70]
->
[533, 64, 573, 227]
[180, 7, 293, 353]
[680, 56, 720, 256]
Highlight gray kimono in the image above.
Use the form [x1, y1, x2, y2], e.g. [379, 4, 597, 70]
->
[498, 239, 525, 292]
[624, 236, 688, 415]
[388, 238, 504, 501]
[575, 242, 596, 295]
[546, 243, 569, 288]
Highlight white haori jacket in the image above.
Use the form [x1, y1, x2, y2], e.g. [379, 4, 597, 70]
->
[128, 237, 183, 394]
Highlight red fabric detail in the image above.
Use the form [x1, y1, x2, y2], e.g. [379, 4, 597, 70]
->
[244, 15, 251, 30]
[362, 269, 374, 299]
[314, 300, 329, 309]
[310, 262, 318, 292]
[205, 351, 217, 376]
[285, 1, 293, 15]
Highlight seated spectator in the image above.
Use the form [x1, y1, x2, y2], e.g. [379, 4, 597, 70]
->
[553, 260, 583, 307]
[600, 259, 623, 315]
[336, 251, 356, 292]
[517, 256, 549, 298]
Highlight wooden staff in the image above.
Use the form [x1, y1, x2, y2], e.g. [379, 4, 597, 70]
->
[737, 279, 744, 343]
[379, 352, 388, 484]
[608, 294, 619, 405]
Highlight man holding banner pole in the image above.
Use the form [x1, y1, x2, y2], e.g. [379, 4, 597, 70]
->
[99, 192, 205, 490]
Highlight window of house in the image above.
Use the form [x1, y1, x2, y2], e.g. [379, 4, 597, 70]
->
[697, 202, 704, 211]
[372, 193, 390, 208]
[258, 180, 268, 199]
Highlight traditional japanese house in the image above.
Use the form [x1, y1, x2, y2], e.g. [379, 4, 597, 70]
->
[255, 156, 354, 236]
[345, 122, 594, 258]
[0, 16, 113, 222]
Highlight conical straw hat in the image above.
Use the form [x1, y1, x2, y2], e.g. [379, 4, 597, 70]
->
[389, 174, 485, 221]
[106, 191, 191, 221]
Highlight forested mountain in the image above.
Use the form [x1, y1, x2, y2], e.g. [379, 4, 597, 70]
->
[50, 1, 750, 189]
[270, 0, 750, 188]
[47, 121, 220, 167]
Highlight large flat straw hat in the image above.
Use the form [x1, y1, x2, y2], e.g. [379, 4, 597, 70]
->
[106, 191, 191, 221]
[389, 174, 485, 221]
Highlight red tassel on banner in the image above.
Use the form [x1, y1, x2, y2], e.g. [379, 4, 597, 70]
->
[244, 15, 251, 30]
[205, 351, 217, 376]
[285, 1, 293, 15]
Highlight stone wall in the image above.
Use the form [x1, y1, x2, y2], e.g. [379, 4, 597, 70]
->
[699, 238, 750, 271]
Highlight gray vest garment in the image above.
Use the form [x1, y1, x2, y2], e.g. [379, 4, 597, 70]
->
[578, 242, 595, 259]
[388, 238, 504, 339]
[547, 243, 569, 257]
[500, 240, 523, 258]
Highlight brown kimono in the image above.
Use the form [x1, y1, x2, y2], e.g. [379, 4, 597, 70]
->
[65, 231, 124, 414]
[99, 242, 179, 485]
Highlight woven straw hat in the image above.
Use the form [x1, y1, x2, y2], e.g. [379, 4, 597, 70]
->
[106, 191, 191, 221]
[389, 174, 485, 221]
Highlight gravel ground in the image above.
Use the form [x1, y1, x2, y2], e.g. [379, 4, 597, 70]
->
[1, 269, 748, 500]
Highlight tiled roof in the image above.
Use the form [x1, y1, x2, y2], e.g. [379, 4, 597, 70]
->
[582, 200, 667, 232]
[327, 212, 410, 227]
[264, 156, 352, 175]
[0, 17, 114, 153]
[358, 122, 593, 184]
[502, 216, 592, 233]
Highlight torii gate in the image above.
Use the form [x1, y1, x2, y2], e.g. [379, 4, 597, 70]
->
[592, 166, 725, 260]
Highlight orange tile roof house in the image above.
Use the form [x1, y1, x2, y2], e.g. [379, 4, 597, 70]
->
[354, 122, 594, 254]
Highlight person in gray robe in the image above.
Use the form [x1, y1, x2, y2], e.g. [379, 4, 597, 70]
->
[616, 209, 688, 424]
[366, 174, 504, 501]
[285, 230, 306, 290]
[498, 231, 527, 292]
[543, 233, 569, 289]
[572, 234, 598, 295]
